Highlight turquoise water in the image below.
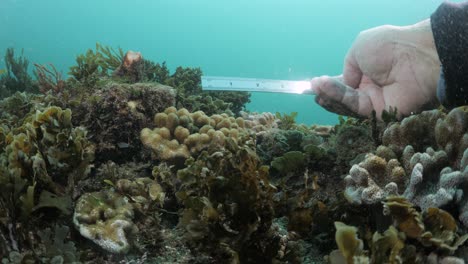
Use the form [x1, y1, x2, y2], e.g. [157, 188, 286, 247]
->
[0, 0, 452, 124]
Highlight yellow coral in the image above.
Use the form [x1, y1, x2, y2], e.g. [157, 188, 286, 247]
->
[174, 126, 190, 142]
[154, 112, 167, 127]
[141, 107, 252, 161]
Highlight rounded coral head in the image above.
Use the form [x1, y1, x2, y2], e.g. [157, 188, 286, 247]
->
[123, 50, 142, 68]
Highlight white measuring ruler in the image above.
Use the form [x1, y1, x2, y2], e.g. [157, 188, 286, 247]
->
[201, 76, 315, 94]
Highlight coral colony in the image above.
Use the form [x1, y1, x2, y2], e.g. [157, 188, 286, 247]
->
[0, 45, 466, 263]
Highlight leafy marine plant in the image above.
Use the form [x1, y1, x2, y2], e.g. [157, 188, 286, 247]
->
[68, 48, 103, 86]
[175, 137, 277, 262]
[95, 42, 125, 70]
[0, 106, 94, 253]
[68, 43, 124, 87]
[275, 111, 298, 130]
[0, 48, 37, 98]
[142, 60, 250, 115]
[329, 197, 468, 263]
[37, 225, 80, 263]
[33, 63, 66, 95]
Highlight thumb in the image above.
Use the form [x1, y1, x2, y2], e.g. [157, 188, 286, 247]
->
[310, 76, 361, 117]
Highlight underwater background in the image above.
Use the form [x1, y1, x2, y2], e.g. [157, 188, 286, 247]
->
[0, 0, 452, 124]
[0, 1, 468, 263]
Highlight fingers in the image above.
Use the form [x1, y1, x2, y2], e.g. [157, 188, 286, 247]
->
[311, 76, 373, 118]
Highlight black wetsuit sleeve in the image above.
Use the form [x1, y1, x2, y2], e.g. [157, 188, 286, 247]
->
[431, 1, 468, 108]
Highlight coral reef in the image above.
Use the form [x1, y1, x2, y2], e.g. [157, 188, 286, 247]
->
[0, 44, 466, 263]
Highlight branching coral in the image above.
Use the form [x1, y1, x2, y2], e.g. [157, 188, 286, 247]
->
[382, 107, 467, 164]
[344, 107, 468, 227]
[344, 153, 405, 204]
[434, 106, 468, 167]
[404, 148, 468, 226]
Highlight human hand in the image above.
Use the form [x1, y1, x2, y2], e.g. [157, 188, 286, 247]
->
[311, 19, 441, 119]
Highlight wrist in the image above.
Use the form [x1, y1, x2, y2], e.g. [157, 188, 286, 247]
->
[405, 19, 440, 64]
